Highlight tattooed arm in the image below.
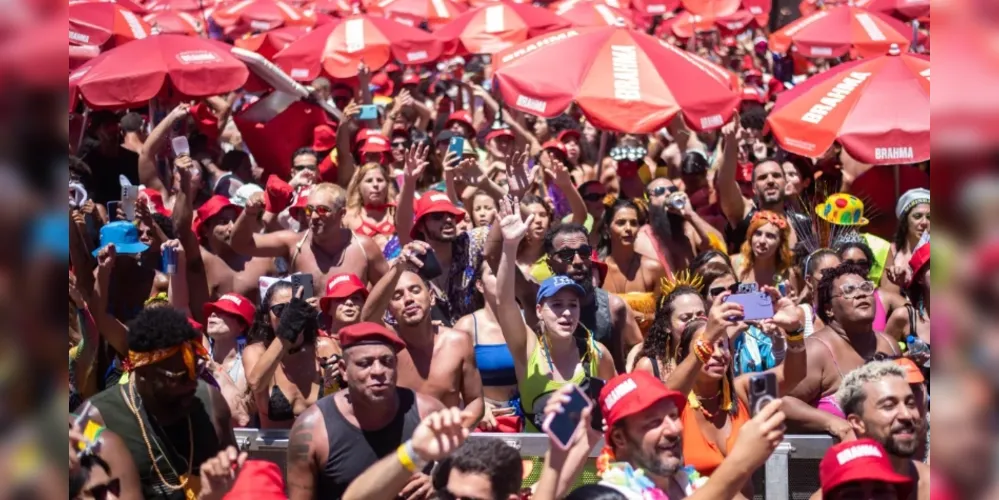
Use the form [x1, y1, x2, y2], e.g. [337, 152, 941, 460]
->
[287, 405, 327, 500]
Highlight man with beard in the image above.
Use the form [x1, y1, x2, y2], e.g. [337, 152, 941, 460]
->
[545, 223, 642, 373]
[81, 307, 236, 500]
[717, 118, 807, 251]
[286, 322, 445, 500]
[784, 263, 901, 441]
[360, 247, 484, 429]
[804, 361, 928, 499]
[230, 183, 389, 297]
[396, 144, 491, 325]
[635, 177, 726, 272]
[537, 373, 788, 499]
[194, 194, 277, 303]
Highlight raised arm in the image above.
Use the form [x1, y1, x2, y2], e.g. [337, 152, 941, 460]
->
[491, 196, 537, 374]
[171, 163, 210, 320]
[734, 290, 807, 402]
[396, 144, 430, 246]
[360, 241, 427, 323]
[665, 293, 744, 393]
[471, 84, 542, 155]
[162, 240, 191, 317]
[229, 192, 292, 258]
[139, 103, 189, 194]
[717, 118, 749, 228]
[90, 245, 130, 356]
[548, 159, 588, 225]
[336, 101, 361, 188]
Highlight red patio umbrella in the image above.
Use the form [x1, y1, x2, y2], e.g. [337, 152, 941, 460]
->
[435, 3, 571, 55]
[681, 0, 739, 17]
[367, 0, 466, 28]
[769, 5, 910, 58]
[659, 8, 757, 37]
[234, 25, 312, 57]
[492, 26, 740, 133]
[767, 44, 928, 165]
[144, 10, 206, 34]
[69, 0, 149, 15]
[554, 0, 635, 27]
[855, 0, 928, 21]
[145, 0, 219, 11]
[741, 0, 770, 26]
[69, 34, 249, 109]
[629, 0, 679, 17]
[309, 0, 352, 14]
[212, 0, 317, 35]
[69, 2, 152, 48]
[272, 14, 443, 79]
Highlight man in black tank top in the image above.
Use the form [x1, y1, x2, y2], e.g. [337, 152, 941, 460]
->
[82, 308, 237, 500]
[286, 322, 445, 500]
[543, 223, 643, 372]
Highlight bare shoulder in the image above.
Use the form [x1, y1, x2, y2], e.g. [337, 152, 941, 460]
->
[240, 342, 266, 368]
[453, 313, 475, 334]
[640, 254, 666, 275]
[354, 232, 381, 256]
[438, 327, 474, 351]
[414, 390, 446, 417]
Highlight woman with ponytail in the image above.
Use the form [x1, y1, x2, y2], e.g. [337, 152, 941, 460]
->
[490, 196, 616, 432]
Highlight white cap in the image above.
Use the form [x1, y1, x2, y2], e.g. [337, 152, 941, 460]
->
[230, 183, 264, 207]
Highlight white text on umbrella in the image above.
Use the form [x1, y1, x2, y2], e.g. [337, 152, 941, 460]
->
[800, 71, 871, 125]
[611, 45, 640, 101]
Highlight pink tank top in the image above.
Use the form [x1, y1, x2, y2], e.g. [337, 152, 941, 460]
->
[872, 290, 888, 332]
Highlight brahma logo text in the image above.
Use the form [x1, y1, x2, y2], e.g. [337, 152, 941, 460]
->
[874, 147, 913, 161]
[516, 95, 547, 114]
[800, 71, 872, 125]
[836, 444, 883, 465]
[610, 45, 641, 101]
[176, 51, 223, 64]
[70, 31, 90, 44]
[603, 378, 637, 410]
[500, 30, 579, 65]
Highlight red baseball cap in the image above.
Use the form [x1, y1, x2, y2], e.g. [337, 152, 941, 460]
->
[288, 189, 311, 220]
[410, 192, 465, 239]
[312, 124, 337, 151]
[141, 188, 171, 217]
[355, 128, 382, 146]
[193, 195, 241, 237]
[319, 273, 368, 313]
[203, 293, 256, 329]
[557, 129, 581, 143]
[819, 439, 912, 498]
[338, 321, 406, 351]
[360, 134, 390, 154]
[542, 140, 568, 158]
[370, 72, 394, 97]
[401, 73, 421, 86]
[599, 372, 686, 441]
[445, 110, 474, 131]
[741, 86, 767, 103]
[486, 128, 515, 143]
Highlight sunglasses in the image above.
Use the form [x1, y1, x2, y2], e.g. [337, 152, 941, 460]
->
[293, 163, 318, 172]
[581, 192, 606, 202]
[832, 280, 875, 300]
[391, 141, 410, 149]
[304, 204, 334, 217]
[709, 282, 741, 297]
[84, 477, 121, 500]
[270, 302, 288, 317]
[647, 185, 678, 197]
[427, 212, 454, 222]
[552, 245, 592, 263]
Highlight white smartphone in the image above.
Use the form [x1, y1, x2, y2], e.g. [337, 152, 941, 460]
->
[171, 136, 191, 157]
[121, 185, 139, 221]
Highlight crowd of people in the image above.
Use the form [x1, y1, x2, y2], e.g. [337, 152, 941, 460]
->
[67, 4, 933, 500]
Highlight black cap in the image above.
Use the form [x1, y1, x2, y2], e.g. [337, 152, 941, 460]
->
[435, 130, 454, 144]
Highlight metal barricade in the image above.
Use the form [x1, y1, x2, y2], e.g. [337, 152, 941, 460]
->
[234, 429, 832, 500]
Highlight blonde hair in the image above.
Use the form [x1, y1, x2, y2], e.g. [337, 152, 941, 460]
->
[311, 182, 348, 212]
[739, 210, 794, 278]
[836, 361, 907, 417]
[345, 162, 397, 216]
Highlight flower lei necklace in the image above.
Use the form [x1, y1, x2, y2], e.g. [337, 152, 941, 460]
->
[596, 447, 707, 499]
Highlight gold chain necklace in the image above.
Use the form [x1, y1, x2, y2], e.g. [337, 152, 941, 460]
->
[122, 379, 193, 491]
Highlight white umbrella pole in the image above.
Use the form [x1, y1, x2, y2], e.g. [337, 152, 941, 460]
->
[911, 20, 920, 52]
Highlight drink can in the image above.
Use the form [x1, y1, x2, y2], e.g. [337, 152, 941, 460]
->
[163, 246, 177, 275]
[670, 193, 686, 210]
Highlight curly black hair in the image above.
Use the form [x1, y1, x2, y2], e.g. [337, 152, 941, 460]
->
[432, 439, 523, 500]
[816, 262, 870, 324]
[126, 306, 199, 353]
[597, 198, 647, 257]
[740, 105, 769, 132]
[642, 286, 704, 366]
[834, 240, 875, 274]
[247, 280, 295, 345]
[151, 212, 176, 241]
[565, 485, 630, 500]
[545, 114, 580, 137]
[543, 222, 589, 257]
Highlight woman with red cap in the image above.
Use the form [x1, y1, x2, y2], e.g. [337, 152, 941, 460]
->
[319, 272, 368, 336]
[204, 293, 256, 427]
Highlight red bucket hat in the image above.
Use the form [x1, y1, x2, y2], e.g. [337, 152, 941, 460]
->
[445, 110, 474, 132]
[141, 188, 171, 217]
[557, 129, 581, 143]
[410, 192, 465, 239]
[319, 273, 368, 313]
[193, 195, 241, 237]
[599, 371, 686, 442]
[312, 124, 337, 151]
[203, 293, 256, 329]
[486, 128, 515, 143]
[819, 439, 913, 499]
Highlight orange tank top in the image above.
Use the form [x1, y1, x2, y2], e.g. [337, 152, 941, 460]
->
[681, 399, 751, 477]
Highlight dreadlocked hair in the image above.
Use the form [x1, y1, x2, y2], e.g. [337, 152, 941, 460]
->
[643, 285, 703, 366]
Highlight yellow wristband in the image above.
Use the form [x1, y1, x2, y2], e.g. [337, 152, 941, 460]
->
[397, 443, 416, 473]
[786, 333, 805, 343]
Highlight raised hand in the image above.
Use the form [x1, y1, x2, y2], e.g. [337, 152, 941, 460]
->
[198, 446, 249, 500]
[397, 240, 430, 270]
[69, 270, 86, 309]
[96, 244, 117, 282]
[343, 100, 361, 123]
[403, 143, 430, 184]
[506, 146, 532, 199]
[289, 168, 317, 190]
[546, 159, 573, 188]
[885, 266, 910, 288]
[393, 89, 414, 112]
[704, 291, 744, 343]
[170, 103, 191, 120]
[498, 196, 534, 243]
[410, 407, 472, 462]
[244, 191, 265, 219]
[762, 285, 804, 334]
[728, 398, 786, 469]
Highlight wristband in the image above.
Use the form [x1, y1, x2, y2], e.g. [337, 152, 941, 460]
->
[786, 332, 805, 344]
[396, 442, 417, 472]
[693, 338, 714, 364]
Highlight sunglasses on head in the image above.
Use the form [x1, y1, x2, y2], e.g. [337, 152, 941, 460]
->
[709, 282, 741, 297]
[552, 245, 593, 263]
[581, 191, 605, 202]
[647, 185, 678, 197]
[304, 204, 334, 217]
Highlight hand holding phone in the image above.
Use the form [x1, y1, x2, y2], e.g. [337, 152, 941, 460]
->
[120, 185, 139, 221]
[541, 384, 593, 450]
[358, 105, 379, 120]
[747, 373, 778, 417]
[724, 291, 774, 321]
[291, 273, 315, 300]
[447, 136, 465, 159]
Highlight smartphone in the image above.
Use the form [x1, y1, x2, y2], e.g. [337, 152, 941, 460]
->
[748, 372, 778, 417]
[358, 105, 379, 120]
[73, 402, 104, 453]
[418, 249, 443, 281]
[581, 378, 606, 432]
[542, 384, 592, 450]
[447, 136, 465, 159]
[121, 185, 139, 221]
[291, 273, 315, 300]
[171, 136, 191, 157]
[724, 291, 774, 321]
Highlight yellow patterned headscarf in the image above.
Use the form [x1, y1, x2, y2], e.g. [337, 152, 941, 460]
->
[123, 340, 208, 380]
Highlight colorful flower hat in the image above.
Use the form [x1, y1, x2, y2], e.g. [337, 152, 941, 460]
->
[816, 193, 869, 227]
